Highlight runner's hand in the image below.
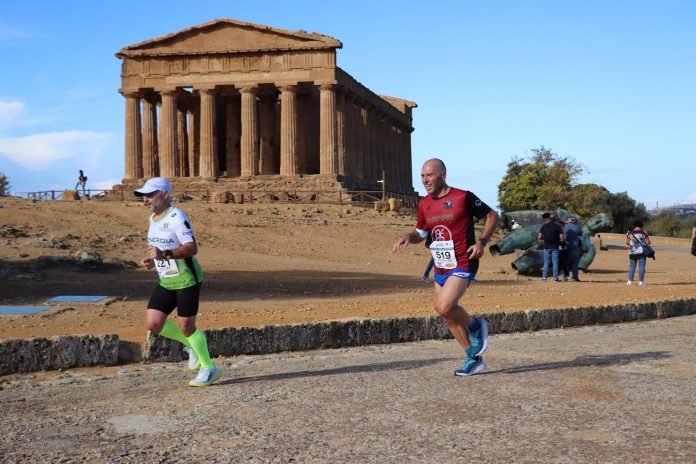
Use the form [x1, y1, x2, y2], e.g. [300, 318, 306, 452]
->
[393, 235, 410, 252]
[147, 246, 162, 260]
[141, 257, 155, 270]
[467, 242, 485, 259]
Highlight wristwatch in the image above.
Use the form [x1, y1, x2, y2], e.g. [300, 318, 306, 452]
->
[478, 237, 489, 246]
[162, 249, 174, 260]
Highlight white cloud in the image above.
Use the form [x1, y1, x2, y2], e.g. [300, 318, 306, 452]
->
[91, 178, 122, 190]
[0, 99, 26, 130]
[0, 26, 52, 41]
[0, 131, 115, 169]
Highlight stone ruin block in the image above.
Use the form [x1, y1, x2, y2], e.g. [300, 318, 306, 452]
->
[374, 200, 389, 212]
[61, 190, 80, 201]
[211, 191, 229, 203]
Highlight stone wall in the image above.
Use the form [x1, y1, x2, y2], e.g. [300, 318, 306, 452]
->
[2, 298, 694, 374]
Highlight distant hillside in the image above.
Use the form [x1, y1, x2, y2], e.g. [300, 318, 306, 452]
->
[649, 203, 696, 217]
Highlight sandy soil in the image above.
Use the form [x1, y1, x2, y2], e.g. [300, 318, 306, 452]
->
[1, 197, 695, 343]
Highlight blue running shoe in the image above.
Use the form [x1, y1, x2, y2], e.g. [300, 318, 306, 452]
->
[468, 318, 489, 357]
[454, 356, 485, 377]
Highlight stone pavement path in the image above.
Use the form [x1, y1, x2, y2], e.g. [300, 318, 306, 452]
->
[2, 315, 696, 463]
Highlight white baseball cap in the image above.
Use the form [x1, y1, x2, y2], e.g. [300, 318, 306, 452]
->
[133, 177, 173, 197]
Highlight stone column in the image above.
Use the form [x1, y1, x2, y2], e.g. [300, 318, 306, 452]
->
[367, 105, 378, 181]
[376, 112, 386, 185]
[405, 126, 414, 191]
[319, 83, 338, 175]
[240, 85, 258, 177]
[360, 103, 369, 180]
[158, 90, 178, 178]
[177, 105, 188, 177]
[187, 102, 199, 177]
[198, 88, 217, 179]
[258, 91, 277, 175]
[141, 95, 158, 178]
[392, 124, 402, 191]
[349, 96, 361, 179]
[336, 88, 347, 177]
[225, 94, 241, 177]
[279, 84, 298, 175]
[122, 91, 142, 180]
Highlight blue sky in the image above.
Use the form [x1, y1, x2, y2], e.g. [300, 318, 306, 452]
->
[1, 0, 694, 210]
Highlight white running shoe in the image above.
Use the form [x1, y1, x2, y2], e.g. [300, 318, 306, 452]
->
[639, 281, 645, 286]
[627, 280, 632, 285]
[184, 346, 200, 371]
[189, 366, 222, 387]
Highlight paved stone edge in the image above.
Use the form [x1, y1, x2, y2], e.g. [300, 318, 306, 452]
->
[1, 298, 695, 374]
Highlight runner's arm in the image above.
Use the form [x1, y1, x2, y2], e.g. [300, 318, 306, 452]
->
[393, 229, 426, 252]
[148, 241, 198, 260]
[468, 209, 500, 259]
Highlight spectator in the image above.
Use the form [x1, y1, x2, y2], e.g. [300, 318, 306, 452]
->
[557, 219, 570, 281]
[537, 212, 564, 282]
[564, 217, 584, 281]
[626, 219, 651, 286]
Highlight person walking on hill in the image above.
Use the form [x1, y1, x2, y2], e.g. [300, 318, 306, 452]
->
[75, 170, 87, 196]
[626, 219, 651, 286]
[538, 212, 564, 282]
[135, 177, 221, 387]
[392, 158, 499, 377]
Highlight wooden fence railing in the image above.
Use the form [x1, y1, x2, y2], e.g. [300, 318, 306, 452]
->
[19, 189, 420, 207]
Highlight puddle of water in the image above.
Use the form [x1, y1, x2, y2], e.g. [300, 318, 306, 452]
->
[0, 306, 52, 315]
[46, 295, 108, 303]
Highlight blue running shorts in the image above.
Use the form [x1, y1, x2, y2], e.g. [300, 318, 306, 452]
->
[434, 268, 476, 287]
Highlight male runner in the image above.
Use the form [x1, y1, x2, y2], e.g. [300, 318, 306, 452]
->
[135, 177, 221, 387]
[393, 158, 499, 376]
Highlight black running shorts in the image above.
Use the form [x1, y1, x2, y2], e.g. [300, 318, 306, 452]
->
[147, 283, 201, 317]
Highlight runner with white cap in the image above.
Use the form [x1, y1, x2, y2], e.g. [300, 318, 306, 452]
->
[134, 177, 221, 387]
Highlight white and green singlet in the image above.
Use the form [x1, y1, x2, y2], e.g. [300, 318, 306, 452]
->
[147, 207, 203, 290]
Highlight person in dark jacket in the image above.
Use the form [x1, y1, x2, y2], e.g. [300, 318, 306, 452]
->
[538, 212, 564, 282]
[557, 219, 570, 281]
[563, 217, 584, 281]
[691, 226, 696, 257]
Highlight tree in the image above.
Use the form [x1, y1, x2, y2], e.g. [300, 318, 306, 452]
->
[649, 212, 681, 237]
[0, 172, 9, 197]
[566, 183, 610, 218]
[497, 146, 583, 213]
[595, 191, 648, 233]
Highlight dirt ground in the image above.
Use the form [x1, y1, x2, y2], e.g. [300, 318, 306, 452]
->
[1, 196, 695, 343]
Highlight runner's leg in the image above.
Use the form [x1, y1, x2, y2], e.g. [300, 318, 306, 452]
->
[433, 276, 472, 350]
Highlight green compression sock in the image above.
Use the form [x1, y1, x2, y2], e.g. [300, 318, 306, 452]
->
[187, 329, 214, 369]
[158, 320, 191, 347]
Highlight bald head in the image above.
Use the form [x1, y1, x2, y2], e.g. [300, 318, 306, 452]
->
[421, 158, 448, 196]
[423, 158, 446, 174]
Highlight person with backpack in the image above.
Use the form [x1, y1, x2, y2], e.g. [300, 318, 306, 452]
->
[625, 219, 651, 286]
[537, 212, 564, 282]
[75, 170, 87, 195]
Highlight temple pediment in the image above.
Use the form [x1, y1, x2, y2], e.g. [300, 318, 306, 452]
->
[116, 18, 342, 58]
